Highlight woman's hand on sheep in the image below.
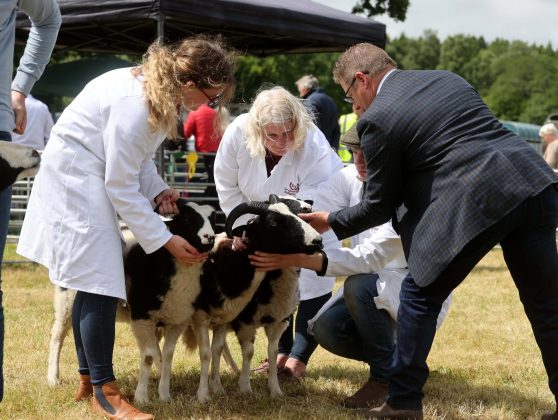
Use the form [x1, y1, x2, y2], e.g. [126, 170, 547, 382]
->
[164, 235, 209, 265]
[155, 188, 181, 215]
[249, 251, 323, 272]
[298, 211, 331, 234]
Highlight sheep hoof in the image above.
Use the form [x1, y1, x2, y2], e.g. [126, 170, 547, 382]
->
[134, 391, 149, 405]
[210, 381, 225, 395]
[239, 384, 253, 394]
[47, 377, 60, 387]
[270, 389, 284, 398]
[197, 392, 210, 404]
[159, 393, 171, 403]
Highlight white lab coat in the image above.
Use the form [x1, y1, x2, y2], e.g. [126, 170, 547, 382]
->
[17, 68, 171, 300]
[214, 113, 344, 300]
[307, 165, 451, 333]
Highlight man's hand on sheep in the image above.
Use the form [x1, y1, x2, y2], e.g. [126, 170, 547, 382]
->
[298, 211, 331, 234]
[164, 235, 209, 265]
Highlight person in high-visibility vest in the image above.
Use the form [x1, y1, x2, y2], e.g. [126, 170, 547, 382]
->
[338, 110, 358, 163]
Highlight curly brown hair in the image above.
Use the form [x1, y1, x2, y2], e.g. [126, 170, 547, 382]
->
[133, 35, 236, 138]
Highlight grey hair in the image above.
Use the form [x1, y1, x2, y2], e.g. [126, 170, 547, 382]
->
[244, 86, 314, 158]
[295, 74, 319, 90]
[333, 43, 397, 86]
[539, 123, 558, 137]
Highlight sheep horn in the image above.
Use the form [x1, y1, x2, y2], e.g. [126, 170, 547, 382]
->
[268, 194, 280, 204]
[225, 201, 269, 238]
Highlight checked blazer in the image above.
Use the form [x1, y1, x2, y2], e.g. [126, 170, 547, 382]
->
[329, 69, 558, 287]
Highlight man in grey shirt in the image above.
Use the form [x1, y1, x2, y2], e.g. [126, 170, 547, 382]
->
[0, 0, 60, 402]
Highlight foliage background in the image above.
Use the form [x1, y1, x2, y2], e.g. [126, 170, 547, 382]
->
[233, 32, 558, 124]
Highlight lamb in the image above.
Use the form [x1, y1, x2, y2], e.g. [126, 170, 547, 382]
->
[192, 194, 321, 399]
[0, 142, 40, 192]
[185, 196, 322, 402]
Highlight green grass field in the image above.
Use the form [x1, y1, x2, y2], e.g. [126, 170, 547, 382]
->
[0, 246, 554, 419]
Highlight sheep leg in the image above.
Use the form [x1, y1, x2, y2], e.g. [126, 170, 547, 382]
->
[209, 325, 227, 395]
[158, 324, 184, 402]
[48, 287, 76, 386]
[265, 320, 290, 397]
[194, 322, 211, 403]
[236, 325, 256, 394]
[131, 320, 162, 404]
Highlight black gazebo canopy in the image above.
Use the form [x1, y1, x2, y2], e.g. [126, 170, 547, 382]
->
[16, 0, 386, 56]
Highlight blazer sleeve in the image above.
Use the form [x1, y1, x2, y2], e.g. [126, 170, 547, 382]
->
[329, 119, 404, 240]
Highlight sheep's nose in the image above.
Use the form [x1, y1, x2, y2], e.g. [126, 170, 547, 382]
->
[32, 150, 40, 159]
[312, 237, 323, 247]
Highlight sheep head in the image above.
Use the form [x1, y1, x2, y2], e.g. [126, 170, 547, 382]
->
[225, 199, 322, 255]
[0, 142, 40, 192]
[165, 199, 216, 253]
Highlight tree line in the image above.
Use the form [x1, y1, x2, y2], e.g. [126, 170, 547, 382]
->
[235, 31, 558, 125]
[17, 29, 558, 126]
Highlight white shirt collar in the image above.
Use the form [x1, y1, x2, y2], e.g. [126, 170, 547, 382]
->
[377, 68, 397, 94]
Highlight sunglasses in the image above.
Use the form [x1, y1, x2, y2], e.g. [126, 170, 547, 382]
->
[197, 86, 224, 107]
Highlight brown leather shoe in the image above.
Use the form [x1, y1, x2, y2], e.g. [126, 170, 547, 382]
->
[91, 381, 153, 420]
[363, 401, 423, 419]
[277, 366, 305, 383]
[75, 374, 93, 402]
[341, 378, 388, 409]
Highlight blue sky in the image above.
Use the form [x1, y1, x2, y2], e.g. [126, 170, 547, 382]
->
[314, 0, 558, 48]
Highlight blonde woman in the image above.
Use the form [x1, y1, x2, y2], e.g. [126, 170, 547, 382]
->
[17, 36, 235, 420]
[214, 86, 344, 381]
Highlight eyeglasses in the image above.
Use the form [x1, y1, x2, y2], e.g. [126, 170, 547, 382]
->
[343, 71, 368, 104]
[197, 86, 224, 107]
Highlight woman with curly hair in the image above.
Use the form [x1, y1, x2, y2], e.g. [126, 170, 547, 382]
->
[17, 35, 236, 420]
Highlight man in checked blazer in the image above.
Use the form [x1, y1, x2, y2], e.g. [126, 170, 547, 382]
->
[301, 43, 558, 419]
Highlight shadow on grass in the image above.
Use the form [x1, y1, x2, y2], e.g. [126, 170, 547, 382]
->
[111, 364, 553, 419]
[426, 369, 554, 419]
[114, 366, 368, 419]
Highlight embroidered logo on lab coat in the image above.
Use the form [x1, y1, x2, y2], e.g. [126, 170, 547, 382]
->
[284, 181, 299, 196]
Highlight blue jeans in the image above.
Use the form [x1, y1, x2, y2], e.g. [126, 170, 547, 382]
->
[278, 293, 332, 365]
[313, 273, 394, 382]
[0, 131, 12, 402]
[72, 291, 118, 386]
[388, 184, 558, 410]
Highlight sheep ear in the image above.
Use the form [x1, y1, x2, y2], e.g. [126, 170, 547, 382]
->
[269, 194, 280, 204]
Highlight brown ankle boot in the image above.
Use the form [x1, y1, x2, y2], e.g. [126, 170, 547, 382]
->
[341, 378, 389, 409]
[75, 374, 93, 402]
[91, 381, 153, 420]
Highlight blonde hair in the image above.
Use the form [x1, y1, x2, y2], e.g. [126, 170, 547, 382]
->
[133, 35, 236, 139]
[244, 86, 314, 158]
[333, 43, 397, 86]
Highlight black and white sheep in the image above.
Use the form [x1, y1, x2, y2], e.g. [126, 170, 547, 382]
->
[47, 199, 216, 402]
[48, 195, 322, 404]
[0, 142, 40, 192]
[191, 194, 321, 399]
